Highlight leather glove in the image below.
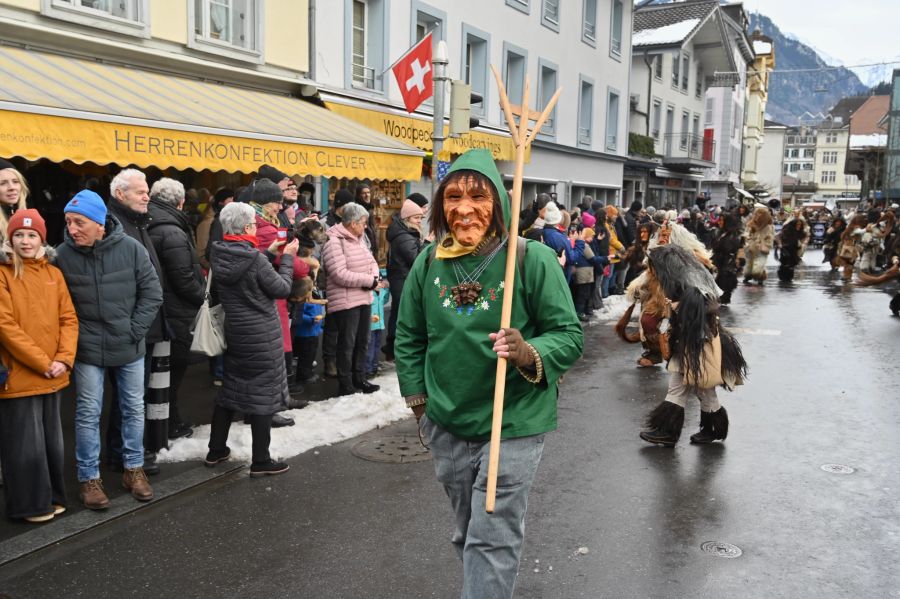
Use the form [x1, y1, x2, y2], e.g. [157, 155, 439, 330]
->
[489, 328, 534, 368]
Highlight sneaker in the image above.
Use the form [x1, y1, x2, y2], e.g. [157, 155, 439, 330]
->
[271, 413, 295, 428]
[355, 381, 380, 394]
[122, 467, 154, 502]
[52, 504, 66, 516]
[168, 421, 194, 440]
[204, 447, 231, 467]
[24, 512, 55, 523]
[79, 479, 111, 510]
[249, 460, 290, 477]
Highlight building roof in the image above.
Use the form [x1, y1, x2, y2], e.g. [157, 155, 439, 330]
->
[849, 95, 890, 136]
[819, 96, 868, 130]
[633, 0, 718, 48]
[764, 119, 788, 128]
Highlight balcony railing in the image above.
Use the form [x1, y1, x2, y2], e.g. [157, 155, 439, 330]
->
[662, 133, 715, 165]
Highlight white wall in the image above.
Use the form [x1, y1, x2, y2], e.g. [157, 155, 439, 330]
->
[758, 126, 785, 198]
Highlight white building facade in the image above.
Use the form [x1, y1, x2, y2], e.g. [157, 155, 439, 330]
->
[312, 0, 633, 208]
[757, 120, 786, 199]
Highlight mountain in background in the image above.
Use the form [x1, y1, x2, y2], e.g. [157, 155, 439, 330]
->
[748, 13, 869, 125]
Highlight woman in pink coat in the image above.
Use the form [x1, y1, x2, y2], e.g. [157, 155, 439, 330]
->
[321, 202, 381, 396]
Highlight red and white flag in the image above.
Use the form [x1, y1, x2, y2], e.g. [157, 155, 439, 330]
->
[391, 33, 433, 113]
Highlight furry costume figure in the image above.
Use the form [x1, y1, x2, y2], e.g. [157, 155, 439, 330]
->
[639, 244, 747, 447]
[743, 205, 774, 284]
[822, 216, 846, 268]
[620, 221, 714, 367]
[776, 215, 809, 282]
[835, 215, 868, 279]
[712, 210, 743, 303]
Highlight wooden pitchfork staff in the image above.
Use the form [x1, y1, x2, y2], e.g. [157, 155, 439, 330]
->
[485, 65, 561, 513]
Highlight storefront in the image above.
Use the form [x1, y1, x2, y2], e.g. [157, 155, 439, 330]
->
[0, 45, 424, 246]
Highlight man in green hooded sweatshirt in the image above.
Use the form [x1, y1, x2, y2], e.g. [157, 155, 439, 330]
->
[396, 149, 583, 598]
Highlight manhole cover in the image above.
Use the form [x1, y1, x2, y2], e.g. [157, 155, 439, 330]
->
[821, 463, 855, 474]
[351, 436, 431, 464]
[700, 541, 742, 558]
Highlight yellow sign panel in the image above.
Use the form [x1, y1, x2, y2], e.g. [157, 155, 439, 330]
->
[0, 110, 423, 181]
[327, 102, 526, 162]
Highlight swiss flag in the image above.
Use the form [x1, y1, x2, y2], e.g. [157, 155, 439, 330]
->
[392, 33, 433, 113]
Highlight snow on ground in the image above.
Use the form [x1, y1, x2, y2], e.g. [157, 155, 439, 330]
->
[158, 296, 632, 464]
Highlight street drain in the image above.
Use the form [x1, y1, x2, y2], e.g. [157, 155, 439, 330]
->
[351, 436, 431, 464]
[700, 541, 742, 558]
[820, 464, 855, 474]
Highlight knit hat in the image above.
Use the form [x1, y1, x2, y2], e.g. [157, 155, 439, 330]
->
[407, 192, 428, 207]
[582, 227, 596, 241]
[0, 158, 14, 171]
[333, 189, 354, 211]
[258, 164, 289, 184]
[581, 212, 596, 229]
[605, 205, 618, 219]
[544, 201, 562, 226]
[400, 199, 424, 220]
[64, 190, 107, 225]
[7, 208, 46, 242]
[251, 179, 283, 205]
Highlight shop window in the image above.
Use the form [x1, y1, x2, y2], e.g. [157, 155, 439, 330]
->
[462, 25, 489, 116]
[610, 0, 623, 57]
[346, 0, 387, 91]
[503, 43, 528, 107]
[542, 0, 560, 32]
[606, 89, 620, 151]
[190, 0, 263, 63]
[582, 0, 597, 46]
[538, 60, 559, 136]
[42, 0, 150, 37]
[578, 77, 594, 148]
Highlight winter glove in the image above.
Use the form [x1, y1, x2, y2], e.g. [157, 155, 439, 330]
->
[489, 328, 534, 368]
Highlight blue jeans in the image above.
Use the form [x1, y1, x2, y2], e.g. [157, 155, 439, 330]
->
[74, 358, 145, 482]
[366, 329, 383, 374]
[420, 414, 545, 599]
[601, 263, 616, 298]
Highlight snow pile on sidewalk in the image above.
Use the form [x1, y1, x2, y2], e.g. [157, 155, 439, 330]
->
[157, 373, 410, 464]
[159, 295, 632, 465]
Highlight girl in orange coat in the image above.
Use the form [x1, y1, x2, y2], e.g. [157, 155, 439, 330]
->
[0, 210, 78, 523]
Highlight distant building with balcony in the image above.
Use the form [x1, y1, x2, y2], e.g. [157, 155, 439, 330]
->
[886, 69, 900, 203]
[846, 95, 890, 202]
[742, 30, 774, 196]
[627, 0, 740, 209]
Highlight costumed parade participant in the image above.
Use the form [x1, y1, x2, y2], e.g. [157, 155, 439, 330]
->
[618, 219, 713, 368]
[834, 214, 868, 279]
[639, 244, 747, 447]
[711, 209, 744, 304]
[822, 215, 846, 270]
[776, 212, 809, 282]
[395, 149, 583, 599]
[743, 204, 775, 285]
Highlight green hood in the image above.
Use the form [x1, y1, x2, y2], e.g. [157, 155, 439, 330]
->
[446, 149, 511, 229]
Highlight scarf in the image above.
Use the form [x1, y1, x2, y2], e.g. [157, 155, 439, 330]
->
[250, 202, 280, 226]
[435, 234, 496, 260]
[223, 234, 259, 248]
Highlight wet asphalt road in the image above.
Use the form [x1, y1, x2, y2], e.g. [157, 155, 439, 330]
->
[0, 249, 898, 599]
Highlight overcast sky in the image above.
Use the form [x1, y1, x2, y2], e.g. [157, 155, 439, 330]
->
[743, 0, 900, 68]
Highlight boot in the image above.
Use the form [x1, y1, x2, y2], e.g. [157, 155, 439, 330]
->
[271, 413, 295, 428]
[690, 407, 729, 444]
[353, 377, 380, 394]
[285, 396, 309, 410]
[324, 358, 338, 378]
[639, 401, 684, 447]
[122, 467, 154, 501]
[79, 479, 110, 510]
[204, 446, 231, 467]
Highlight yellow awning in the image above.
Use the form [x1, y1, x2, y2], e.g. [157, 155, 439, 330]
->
[325, 98, 526, 163]
[0, 46, 423, 180]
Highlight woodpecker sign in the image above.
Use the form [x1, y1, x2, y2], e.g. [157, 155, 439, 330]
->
[391, 33, 434, 113]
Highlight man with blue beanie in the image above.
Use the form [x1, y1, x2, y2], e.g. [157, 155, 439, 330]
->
[55, 190, 163, 510]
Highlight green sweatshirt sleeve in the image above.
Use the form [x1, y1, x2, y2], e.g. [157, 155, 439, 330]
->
[395, 247, 431, 398]
[519, 241, 584, 386]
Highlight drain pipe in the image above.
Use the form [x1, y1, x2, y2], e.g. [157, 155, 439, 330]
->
[308, 0, 316, 81]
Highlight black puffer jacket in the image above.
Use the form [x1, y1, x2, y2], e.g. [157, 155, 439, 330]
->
[108, 199, 166, 344]
[55, 215, 163, 367]
[147, 199, 205, 354]
[386, 213, 422, 282]
[211, 239, 293, 416]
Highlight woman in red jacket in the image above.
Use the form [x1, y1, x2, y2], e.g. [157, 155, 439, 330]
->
[0, 210, 78, 522]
